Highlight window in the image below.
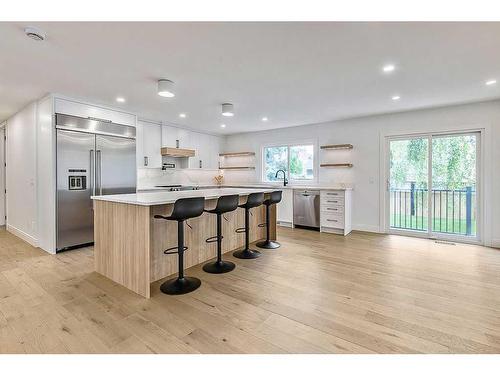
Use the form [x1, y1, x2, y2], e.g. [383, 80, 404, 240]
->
[263, 144, 315, 182]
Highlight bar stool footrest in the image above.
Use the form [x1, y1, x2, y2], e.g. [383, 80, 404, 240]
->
[205, 235, 223, 244]
[164, 246, 188, 255]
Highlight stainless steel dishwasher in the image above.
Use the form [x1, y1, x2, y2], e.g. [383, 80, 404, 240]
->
[293, 189, 320, 229]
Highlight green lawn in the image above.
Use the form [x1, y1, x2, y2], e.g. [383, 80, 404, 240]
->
[390, 214, 476, 236]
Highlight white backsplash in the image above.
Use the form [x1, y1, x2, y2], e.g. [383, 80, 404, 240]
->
[137, 168, 222, 189]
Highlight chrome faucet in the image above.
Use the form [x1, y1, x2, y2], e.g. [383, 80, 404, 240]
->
[275, 169, 288, 186]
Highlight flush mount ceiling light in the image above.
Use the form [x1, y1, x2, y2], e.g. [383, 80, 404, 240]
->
[24, 26, 46, 41]
[220, 124, 226, 128]
[383, 64, 395, 73]
[392, 95, 401, 101]
[221, 103, 234, 117]
[179, 113, 186, 118]
[262, 117, 268, 122]
[486, 79, 497, 86]
[116, 97, 125, 103]
[157, 79, 175, 97]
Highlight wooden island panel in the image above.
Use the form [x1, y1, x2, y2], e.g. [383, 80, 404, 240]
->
[94, 200, 151, 298]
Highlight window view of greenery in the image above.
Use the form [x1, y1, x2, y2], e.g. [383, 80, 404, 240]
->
[389, 134, 477, 236]
[289, 145, 314, 180]
[264, 146, 288, 181]
[264, 144, 314, 182]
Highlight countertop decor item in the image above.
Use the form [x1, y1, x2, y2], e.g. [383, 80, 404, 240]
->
[214, 174, 224, 186]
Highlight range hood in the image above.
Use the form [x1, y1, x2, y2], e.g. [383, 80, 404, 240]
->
[161, 147, 195, 157]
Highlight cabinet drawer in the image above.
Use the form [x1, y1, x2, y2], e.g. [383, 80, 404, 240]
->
[321, 190, 345, 199]
[321, 205, 344, 214]
[321, 197, 344, 206]
[321, 212, 344, 229]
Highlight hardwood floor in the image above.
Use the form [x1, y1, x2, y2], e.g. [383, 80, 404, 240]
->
[1, 226, 500, 353]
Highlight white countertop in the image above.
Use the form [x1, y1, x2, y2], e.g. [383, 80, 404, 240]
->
[138, 183, 353, 192]
[91, 187, 276, 206]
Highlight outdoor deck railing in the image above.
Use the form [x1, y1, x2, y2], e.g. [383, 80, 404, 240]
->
[389, 185, 476, 236]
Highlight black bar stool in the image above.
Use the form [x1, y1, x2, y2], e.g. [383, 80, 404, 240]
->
[256, 190, 282, 249]
[154, 197, 205, 295]
[233, 192, 264, 259]
[203, 194, 240, 274]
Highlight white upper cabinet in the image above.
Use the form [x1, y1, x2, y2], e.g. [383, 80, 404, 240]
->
[140, 120, 162, 168]
[160, 124, 223, 170]
[161, 124, 179, 148]
[54, 98, 136, 127]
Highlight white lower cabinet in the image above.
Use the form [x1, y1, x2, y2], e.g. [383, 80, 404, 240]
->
[320, 189, 352, 235]
[277, 189, 293, 227]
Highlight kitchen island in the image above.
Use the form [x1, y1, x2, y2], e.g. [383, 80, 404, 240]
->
[91, 188, 277, 298]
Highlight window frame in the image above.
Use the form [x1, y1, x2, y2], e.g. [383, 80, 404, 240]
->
[261, 139, 318, 184]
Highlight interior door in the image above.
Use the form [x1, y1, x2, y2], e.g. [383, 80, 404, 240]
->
[95, 134, 136, 195]
[56, 130, 95, 250]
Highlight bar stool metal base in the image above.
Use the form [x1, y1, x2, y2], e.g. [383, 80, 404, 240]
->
[256, 240, 281, 249]
[233, 248, 261, 259]
[160, 276, 201, 295]
[203, 260, 236, 274]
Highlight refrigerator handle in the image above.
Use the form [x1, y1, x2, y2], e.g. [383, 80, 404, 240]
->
[96, 150, 102, 195]
[89, 149, 95, 196]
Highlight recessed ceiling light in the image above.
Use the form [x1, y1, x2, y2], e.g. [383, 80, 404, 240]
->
[24, 26, 46, 41]
[383, 64, 396, 73]
[221, 103, 234, 117]
[157, 79, 175, 98]
[116, 97, 125, 103]
[220, 124, 226, 128]
[392, 95, 401, 101]
[262, 117, 268, 122]
[179, 113, 186, 118]
[486, 79, 497, 86]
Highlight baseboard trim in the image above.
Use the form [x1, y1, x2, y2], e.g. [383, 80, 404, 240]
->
[6, 224, 39, 247]
[491, 238, 500, 249]
[352, 224, 381, 234]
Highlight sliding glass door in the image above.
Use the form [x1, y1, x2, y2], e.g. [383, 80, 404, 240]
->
[387, 132, 480, 241]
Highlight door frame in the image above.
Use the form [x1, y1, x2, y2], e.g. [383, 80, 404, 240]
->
[380, 128, 485, 245]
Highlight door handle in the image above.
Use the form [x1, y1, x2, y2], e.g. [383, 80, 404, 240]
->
[96, 150, 102, 195]
[89, 150, 95, 196]
[144, 156, 149, 166]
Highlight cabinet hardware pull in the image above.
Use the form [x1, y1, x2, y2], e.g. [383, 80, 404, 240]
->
[327, 219, 338, 222]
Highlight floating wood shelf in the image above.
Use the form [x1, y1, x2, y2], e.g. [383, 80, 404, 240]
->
[161, 147, 195, 158]
[219, 166, 256, 170]
[320, 163, 353, 168]
[320, 144, 353, 150]
[219, 152, 256, 157]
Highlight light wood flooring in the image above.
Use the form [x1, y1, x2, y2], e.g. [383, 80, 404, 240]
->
[1, 226, 500, 353]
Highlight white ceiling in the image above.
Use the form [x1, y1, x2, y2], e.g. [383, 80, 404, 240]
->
[1, 22, 500, 134]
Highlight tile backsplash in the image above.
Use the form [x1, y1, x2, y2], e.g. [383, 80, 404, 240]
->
[137, 168, 223, 189]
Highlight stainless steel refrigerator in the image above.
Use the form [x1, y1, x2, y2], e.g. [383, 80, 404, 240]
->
[56, 113, 136, 252]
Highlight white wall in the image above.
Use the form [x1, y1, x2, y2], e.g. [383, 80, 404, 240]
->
[5, 102, 38, 246]
[36, 96, 56, 253]
[224, 100, 500, 246]
[0, 124, 5, 226]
